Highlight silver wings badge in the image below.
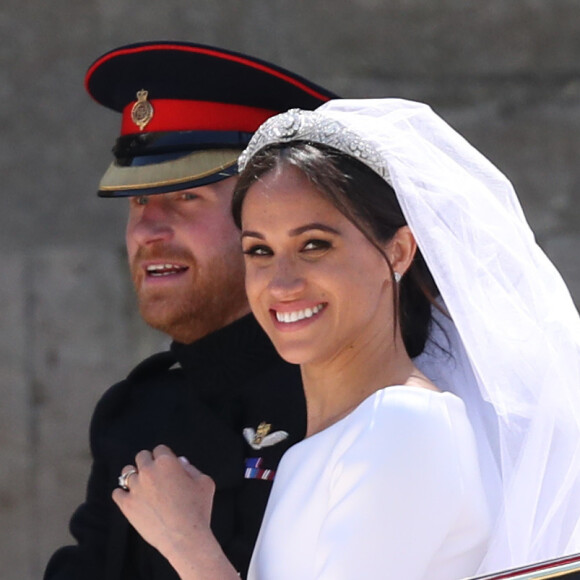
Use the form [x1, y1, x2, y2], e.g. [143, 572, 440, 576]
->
[243, 421, 289, 450]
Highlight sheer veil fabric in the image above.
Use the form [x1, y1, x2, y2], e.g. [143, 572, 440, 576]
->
[239, 99, 580, 575]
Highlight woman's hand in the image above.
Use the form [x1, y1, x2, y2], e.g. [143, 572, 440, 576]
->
[113, 444, 239, 580]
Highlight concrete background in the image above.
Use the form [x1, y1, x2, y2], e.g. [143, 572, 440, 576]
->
[2, 1, 579, 578]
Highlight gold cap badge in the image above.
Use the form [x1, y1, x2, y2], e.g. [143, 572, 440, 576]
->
[131, 89, 154, 131]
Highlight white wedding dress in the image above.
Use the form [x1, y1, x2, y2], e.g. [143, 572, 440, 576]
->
[248, 386, 491, 580]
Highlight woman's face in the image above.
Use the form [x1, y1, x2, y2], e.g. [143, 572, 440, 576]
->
[240, 165, 396, 366]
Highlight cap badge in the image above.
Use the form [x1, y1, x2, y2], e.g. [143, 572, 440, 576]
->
[131, 89, 154, 131]
[243, 421, 289, 450]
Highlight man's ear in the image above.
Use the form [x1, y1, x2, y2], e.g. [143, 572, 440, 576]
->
[385, 226, 417, 279]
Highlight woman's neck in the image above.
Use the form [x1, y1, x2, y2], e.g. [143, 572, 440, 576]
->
[300, 328, 426, 437]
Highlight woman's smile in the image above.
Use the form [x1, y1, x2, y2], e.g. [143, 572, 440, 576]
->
[273, 302, 326, 324]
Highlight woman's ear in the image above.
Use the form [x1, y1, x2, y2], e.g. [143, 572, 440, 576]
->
[385, 226, 417, 279]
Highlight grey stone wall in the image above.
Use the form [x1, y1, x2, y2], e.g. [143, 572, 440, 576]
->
[2, 1, 579, 578]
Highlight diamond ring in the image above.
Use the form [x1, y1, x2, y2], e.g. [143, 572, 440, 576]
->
[118, 467, 138, 491]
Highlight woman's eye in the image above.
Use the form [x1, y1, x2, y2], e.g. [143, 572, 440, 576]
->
[303, 239, 331, 252]
[243, 245, 272, 257]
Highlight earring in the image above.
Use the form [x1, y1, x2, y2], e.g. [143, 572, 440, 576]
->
[394, 272, 402, 283]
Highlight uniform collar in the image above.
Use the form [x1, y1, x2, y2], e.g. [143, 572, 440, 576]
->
[170, 314, 281, 397]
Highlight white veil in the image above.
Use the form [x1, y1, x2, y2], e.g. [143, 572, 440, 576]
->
[238, 98, 580, 575]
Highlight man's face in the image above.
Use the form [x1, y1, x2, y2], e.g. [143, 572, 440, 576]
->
[126, 177, 250, 344]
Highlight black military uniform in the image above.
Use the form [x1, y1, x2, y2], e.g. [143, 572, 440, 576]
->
[43, 42, 337, 579]
[45, 315, 304, 579]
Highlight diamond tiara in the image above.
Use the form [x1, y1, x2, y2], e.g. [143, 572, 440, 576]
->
[237, 108, 390, 183]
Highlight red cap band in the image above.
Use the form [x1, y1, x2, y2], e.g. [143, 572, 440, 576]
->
[121, 99, 278, 135]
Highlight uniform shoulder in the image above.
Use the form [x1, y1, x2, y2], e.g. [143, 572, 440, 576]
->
[91, 349, 180, 425]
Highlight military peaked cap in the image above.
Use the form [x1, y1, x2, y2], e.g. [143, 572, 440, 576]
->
[85, 41, 337, 197]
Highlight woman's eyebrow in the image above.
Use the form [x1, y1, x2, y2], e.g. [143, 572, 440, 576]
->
[288, 223, 340, 236]
[241, 223, 341, 240]
[241, 230, 265, 240]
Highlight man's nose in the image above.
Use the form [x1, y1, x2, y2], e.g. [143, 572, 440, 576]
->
[129, 201, 175, 245]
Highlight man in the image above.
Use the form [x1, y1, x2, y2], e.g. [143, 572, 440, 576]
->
[44, 41, 336, 580]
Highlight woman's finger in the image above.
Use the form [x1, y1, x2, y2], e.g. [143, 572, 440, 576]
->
[134, 449, 153, 470]
[152, 444, 176, 459]
[178, 455, 205, 479]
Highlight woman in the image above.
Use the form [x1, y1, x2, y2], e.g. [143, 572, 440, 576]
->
[113, 99, 580, 579]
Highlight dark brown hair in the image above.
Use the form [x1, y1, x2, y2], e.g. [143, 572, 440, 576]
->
[232, 142, 440, 358]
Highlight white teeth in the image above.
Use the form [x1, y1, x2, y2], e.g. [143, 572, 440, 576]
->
[276, 304, 324, 323]
[147, 264, 181, 271]
[146, 264, 185, 276]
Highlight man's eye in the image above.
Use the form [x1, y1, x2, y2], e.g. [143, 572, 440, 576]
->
[243, 245, 272, 257]
[134, 196, 149, 206]
[182, 192, 199, 201]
